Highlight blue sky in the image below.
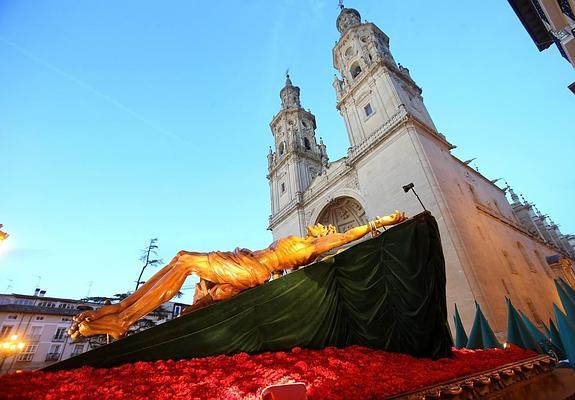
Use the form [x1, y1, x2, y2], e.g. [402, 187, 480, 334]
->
[1, 1, 573, 302]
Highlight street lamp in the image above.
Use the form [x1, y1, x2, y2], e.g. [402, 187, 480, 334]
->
[0, 334, 26, 375]
[0, 224, 9, 241]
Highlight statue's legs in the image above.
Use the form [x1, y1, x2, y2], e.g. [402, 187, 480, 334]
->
[70, 251, 210, 339]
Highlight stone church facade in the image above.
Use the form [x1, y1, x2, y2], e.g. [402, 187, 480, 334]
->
[266, 6, 574, 336]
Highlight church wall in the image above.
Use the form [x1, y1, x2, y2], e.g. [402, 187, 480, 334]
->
[270, 6, 567, 342]
[271, 210, 303, 241]
[350, 126, 477, 335]
[415, 130, 561, 336]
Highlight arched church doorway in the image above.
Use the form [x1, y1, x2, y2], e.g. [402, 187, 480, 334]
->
[316, 197, 368, 233]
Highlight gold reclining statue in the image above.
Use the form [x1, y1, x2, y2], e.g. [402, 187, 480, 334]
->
[69, 211, 406, 340]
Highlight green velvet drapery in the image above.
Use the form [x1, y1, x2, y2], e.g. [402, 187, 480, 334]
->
[46, 212, 452, 372]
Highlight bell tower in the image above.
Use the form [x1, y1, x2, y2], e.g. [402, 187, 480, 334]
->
[267, 75, 327, 234]
[332, 6, 438, 148]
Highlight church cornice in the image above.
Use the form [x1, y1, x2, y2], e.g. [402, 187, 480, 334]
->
[475, 203, 569, 257]
[267, 146, 324, 176]
[268, 160, 356, 229]
[269, 107, 316, 131]
[268, 197, 300, 230]
[335, 59, 421, 110]
[451, 156, 507, 195]
[345, 105, 451, 166]
[302, 160, 355, 206]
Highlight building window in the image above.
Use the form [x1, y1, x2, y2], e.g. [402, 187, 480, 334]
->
[364, 103, 374, 117]
[492, 199, 503, 215]
[281, 182, 286, 194]
[174, 305, 181, 316]
[28, 326, 42, 341]
[35, 316, 44, 321]
[502, 250, 518, 274]
[17, 344, 38, 362]
[501, 279, 511, 295]
[1, 325, 13, 338]
[476, 225, 485, 240]
[350, 62, 362, 79]
[47, 344, 61, 361]
[7, 315, 17, 320]
[61, 317, 72, 322]
[525, 298, 543, 326]
[468, 184, 479, 203]
[534, 250, 553, 278]
[279, 142, 285, 155]
[517, 242, 537, 272]
[53, 327, 67, 342]
[71, 344, 84, 357]
[303, 137, 311, 150]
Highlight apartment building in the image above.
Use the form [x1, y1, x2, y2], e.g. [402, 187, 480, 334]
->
[0, 290, 188, 375]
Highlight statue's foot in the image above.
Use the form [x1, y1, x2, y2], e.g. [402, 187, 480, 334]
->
[73, 303, 121, 326]
[69, 313, 129, 340]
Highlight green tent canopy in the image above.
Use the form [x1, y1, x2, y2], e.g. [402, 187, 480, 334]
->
[506, 298, 540, 352]
[46, 212, 453, 372]
[467, 302, 502, 350]
[555, 279, 575, 323]
[453, 304, 468, 349]
[553, 304, 575, 368]
[542, 321, 551, 338]
[549, 318, 567, 360]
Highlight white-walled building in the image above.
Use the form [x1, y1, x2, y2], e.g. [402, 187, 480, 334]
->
[267, 6, 574, 338]
[0, 290, 188, 375]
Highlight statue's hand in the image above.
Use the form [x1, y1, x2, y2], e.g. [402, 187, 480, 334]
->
[374, 210, 407, 228]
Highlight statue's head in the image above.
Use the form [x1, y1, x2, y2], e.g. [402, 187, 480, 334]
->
[306, 223, 337, 238]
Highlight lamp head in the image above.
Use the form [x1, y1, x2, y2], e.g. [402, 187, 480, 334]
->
[402, 183, 414, 193]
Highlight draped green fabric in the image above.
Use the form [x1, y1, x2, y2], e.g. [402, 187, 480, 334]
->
[46, 212, 452, 372]
[453, 303, 468, 349]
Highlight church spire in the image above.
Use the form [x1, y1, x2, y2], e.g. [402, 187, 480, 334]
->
[280, 73, 301, 110]
[508, 187, 521, 205]
[336, 6, 361, 34]
[268, 77, 326, 221]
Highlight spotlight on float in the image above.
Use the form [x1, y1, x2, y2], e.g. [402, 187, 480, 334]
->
[402, 183, 427, 212]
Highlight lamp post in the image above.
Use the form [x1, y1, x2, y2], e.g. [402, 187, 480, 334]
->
[0, 334, 26, 375]
[0, 224, 9, 241]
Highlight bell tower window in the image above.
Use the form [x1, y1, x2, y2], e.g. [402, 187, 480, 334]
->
[304, 137, 311, 150]
[279, 142, 285, 155]
[364, 103, 373, 117]
[350, 62, 362, 79]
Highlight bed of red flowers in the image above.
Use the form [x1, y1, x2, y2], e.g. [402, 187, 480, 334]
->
[0, 345, 535, 400]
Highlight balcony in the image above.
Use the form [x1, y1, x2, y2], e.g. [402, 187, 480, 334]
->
[45, 353, 61, 362]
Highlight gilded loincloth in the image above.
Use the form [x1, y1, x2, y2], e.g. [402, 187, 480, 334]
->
[204, 248, 271, 290]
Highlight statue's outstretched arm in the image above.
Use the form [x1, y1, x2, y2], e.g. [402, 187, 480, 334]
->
[312, 211, 406, 255]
